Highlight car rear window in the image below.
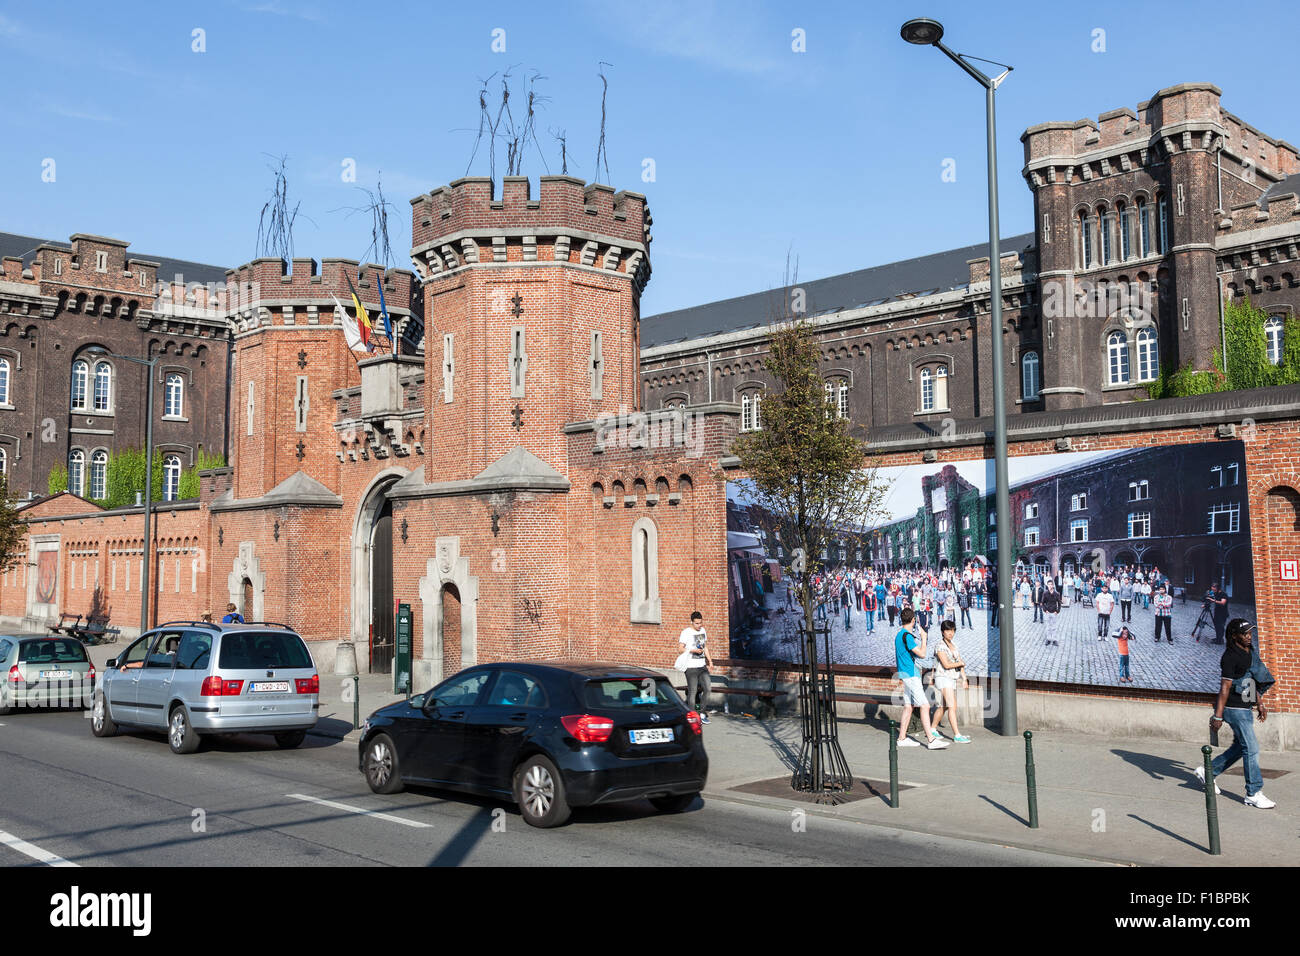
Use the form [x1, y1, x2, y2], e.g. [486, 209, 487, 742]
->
[19, 639, 88, 664]
[584, 677, 682, 710]
[218, 632, 312, 670]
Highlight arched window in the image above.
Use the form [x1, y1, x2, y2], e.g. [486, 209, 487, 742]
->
[1118, 201, 1132, 260]
[93, 361, 112, 412]
[1078, 210, 1094, 269]
[1265, 315, 1285, 365]
[0, 358, 9, 405]
[71, 360, 89, 411]
[934, 365, 948, 410]
[1135, 327, 1159, 382]
[90, 450, 108, 500]
[741, 391, 763, 431]
[163, 455, 182, 501]
[919, 365, 949, 412]
[1136, 198, 1152, 256]
[1107, 331, 1130, 385]
[1100, 205, 1115, 265]
[630, 517, 661, 624]
[1022, 351, 1041, 400]
[1157, 194, 1168, 254]
[68, 450, 86, 497]
[164, 373, 184, 417]
[0, 448, 6, 477]
[919, 368, 934, 411]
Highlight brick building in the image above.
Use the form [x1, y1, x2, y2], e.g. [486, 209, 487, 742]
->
[641, 83, 1300, 425]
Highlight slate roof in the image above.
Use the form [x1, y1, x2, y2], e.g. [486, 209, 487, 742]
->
[0, 231, 229, 285]
[1258, 173, 1300, 208]
[640, 233, 1037, 348]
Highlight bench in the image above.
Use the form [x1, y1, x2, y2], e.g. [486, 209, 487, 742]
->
[48, 613, 84, 636]
[677, 658, 790, 717]
[79, 616, 121, 645]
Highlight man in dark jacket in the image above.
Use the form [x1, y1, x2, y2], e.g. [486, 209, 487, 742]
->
[1041, 579, 1062, 645]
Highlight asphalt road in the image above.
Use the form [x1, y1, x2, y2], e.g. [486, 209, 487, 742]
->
[0, 707, 1109, 867]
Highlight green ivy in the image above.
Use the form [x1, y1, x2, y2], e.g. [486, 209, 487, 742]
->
[1147, 298, 1300, 398]
[47, 465, 68, 497]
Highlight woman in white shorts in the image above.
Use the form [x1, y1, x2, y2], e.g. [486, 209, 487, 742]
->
[930, 620, 971, 743]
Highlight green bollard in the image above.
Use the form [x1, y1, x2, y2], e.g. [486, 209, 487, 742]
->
[888, 719, 900, 808]
[352, 675, 361, 730]
[1024, 730, 1039, 829]
[1201, 745, 1221, 856]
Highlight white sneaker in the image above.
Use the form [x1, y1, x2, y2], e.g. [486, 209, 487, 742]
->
[897, 737, 921, 748]
[1244, 792, 1277, 809]
[1193, 765, 1221, 795]
[926, 737, 950, 750]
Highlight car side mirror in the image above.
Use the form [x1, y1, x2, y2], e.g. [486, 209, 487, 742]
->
[106, 657, 118, 669]
[420, 695, 439, 715]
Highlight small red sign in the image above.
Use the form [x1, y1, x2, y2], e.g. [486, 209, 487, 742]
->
[1282, 560, 1300, 582]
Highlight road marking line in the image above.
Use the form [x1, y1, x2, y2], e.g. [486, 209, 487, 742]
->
[0, 830, 79, 867]
[286, 793, 432, 829]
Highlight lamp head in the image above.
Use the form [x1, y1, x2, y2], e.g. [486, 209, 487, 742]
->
[900, 18, 944, 45]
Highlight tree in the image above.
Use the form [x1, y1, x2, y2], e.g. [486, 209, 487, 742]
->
[731, 315, 888, 795]
[0, 477, 26, 574]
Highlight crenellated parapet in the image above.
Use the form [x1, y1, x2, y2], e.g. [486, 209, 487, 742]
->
[408, 176, 652, 293]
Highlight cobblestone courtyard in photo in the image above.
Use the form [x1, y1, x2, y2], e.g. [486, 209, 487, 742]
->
[737, 580, 1252, 692]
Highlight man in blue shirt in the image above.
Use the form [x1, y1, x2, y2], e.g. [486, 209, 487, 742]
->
[894, 607, 949, 749]
[221, 602, 244, 624]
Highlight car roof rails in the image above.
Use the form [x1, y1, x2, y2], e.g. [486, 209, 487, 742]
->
[238, 621, 295, 630]
[157, 620, 221, 630]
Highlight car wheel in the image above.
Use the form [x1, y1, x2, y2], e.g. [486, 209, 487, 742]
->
[649, 793, 697, 814]
[274, 730, 306, 749]
[364, 733, 404, 794]
[168, 705, 200, 755]
[90, 692, 117, 737]
[514, 755, 571, 828]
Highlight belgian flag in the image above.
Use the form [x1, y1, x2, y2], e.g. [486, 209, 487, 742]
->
[345, 271, 373, 349]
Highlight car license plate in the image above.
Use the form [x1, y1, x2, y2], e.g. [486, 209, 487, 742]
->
[250, 681, 290, 693]
[39, 670, 74, 680]
[629, 727, 674, 745]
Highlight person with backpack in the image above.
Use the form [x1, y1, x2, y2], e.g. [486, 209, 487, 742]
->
[1198, 619, 1276, 809]
[893, 607, 948, 750]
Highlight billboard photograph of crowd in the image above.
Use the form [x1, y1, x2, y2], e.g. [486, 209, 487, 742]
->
[726, 440, 1256, 692]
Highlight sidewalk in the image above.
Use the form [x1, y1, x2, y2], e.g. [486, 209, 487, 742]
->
[699, 710, 1299, 866]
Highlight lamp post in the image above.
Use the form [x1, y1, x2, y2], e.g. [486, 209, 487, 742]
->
[89, 347, 158, 634]
[900, 18, 1018, 734]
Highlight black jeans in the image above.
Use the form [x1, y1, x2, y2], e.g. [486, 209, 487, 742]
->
[685, 667, 711, 712]
[1155, 615, 1171, 642]
[1120, 599, 1132, 622]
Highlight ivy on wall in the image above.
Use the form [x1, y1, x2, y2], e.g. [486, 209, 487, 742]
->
[1147, 298, 1300, 398]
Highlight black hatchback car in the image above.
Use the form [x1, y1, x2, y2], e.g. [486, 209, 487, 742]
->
[357, 661, 708, 827]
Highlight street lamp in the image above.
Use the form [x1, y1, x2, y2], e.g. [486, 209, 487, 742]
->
[900, 18, 1019, 734]
[88, 347, 159, 634]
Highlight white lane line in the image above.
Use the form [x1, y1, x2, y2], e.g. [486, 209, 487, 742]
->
[0, 829, 79, 867]
[286, 793, 432, 829]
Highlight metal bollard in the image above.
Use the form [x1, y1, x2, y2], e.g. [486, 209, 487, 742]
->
[1201, 745, 1221, 855]
[888, 719, 900, 808]
[352, 675, 361, 730]
[1024, 730, 1039, 829]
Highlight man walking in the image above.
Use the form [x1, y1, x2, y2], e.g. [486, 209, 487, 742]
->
[1199, 619, 1277, 808]
[1154, 584, 1173, 642]
[1095, 584, 1115, 641]
[893, 607, 948, 750]
[1042, 579, 1061, 646]
[677, 611, 712, 723]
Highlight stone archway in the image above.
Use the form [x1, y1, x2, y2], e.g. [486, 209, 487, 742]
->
[227, 542, 265, 622]
[349, 469, 408, 671]
[417, 536, 479, 690]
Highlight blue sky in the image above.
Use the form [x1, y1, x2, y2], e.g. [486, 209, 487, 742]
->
[3, 0, 1298, 316]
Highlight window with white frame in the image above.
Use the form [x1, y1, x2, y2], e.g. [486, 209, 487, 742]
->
[1265, 315, 1284, 365]
[1107, 331, 1130, 385]
[71, 360, 89, 411]
[1135, 327, 1159, 382]
[962, 514, 970, 530]
[90, 450, 107, 500]
[1101, 209, 1115, 264]
[1070, 518, 1089, 542]
[1025, 527, 1040, 547]
[1129, 479, 1150, 501]
[1071, 492, 1088, 511]
[1137, 198, 1152, 256]
[0, 447, 6, 476]
[911, 527, 918, 541]
[1207, 502, 1240, 535]
[0, 358, 8, 405]
[1128, 511, 1151, 538]
[68, 450, 85, 497]
[92, 361, 112, 412]
[1211, 463, 1239, 487]
[740, 390, 762, 431]
[989, 510, 996, 527]
[1119, 203, 1132, 259]
[988, 531, 998, 550]
[164, 373, 184, 418]
[919, 368, 934, 411]
[163, 455, 182, 502]
[1025, 502, 1039, 520]
[1157, 197, 1168, 253]
[1079, 211, 1094, 268]
[837, 381, 848, 419]
[1022, 350, 1040, 400]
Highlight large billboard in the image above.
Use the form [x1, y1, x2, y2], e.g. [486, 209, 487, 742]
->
[726, 440, 1255, 692]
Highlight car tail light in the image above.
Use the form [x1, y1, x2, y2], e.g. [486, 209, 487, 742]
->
[7, 665, 22, 684]
[87, 665, 96, 681]
[199, 676, 244, 696]
[561, 714, 615, 743]
[685, 711, 703, 735]
[295, 676, 319, 695]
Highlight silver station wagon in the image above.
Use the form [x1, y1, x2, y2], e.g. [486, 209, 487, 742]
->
[91, 621, 319, 754]
[0, 635, 96, 714]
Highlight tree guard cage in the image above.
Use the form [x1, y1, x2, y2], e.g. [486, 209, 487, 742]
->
[791, 620, 852, 798]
